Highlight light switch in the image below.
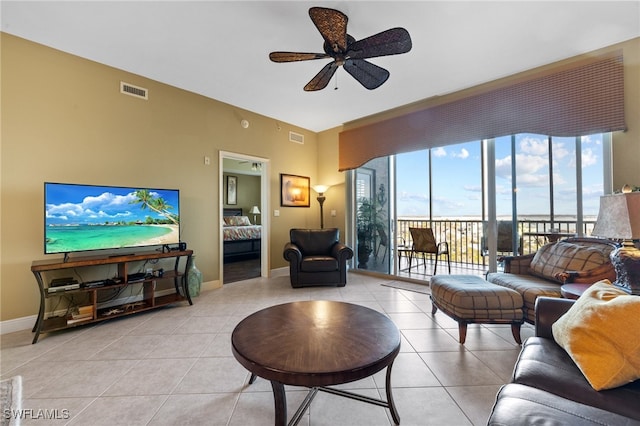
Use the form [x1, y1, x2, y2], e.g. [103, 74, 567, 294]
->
[330, 209, 337, 217]
[274, 210, 280, 217]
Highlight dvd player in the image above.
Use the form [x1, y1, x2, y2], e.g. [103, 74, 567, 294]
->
[47, 283, 80, 293]
[127, 272, 147, 282]
[50, 277, 78, 287]
[83, 279, 108, 288]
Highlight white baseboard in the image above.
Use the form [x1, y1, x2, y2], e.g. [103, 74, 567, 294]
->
[0, 315, 37, 335]
[270, 267, 288, 277]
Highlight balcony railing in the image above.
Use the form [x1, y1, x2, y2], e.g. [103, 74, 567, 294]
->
[391, 218, 597, 269]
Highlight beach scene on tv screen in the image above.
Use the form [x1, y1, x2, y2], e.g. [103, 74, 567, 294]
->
[45, 184, 180, 254]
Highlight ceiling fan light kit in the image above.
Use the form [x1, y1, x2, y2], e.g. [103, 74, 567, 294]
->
[269, 7, 412, 91]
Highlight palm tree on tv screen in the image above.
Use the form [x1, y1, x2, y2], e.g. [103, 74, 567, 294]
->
[131, 189, 179, 225]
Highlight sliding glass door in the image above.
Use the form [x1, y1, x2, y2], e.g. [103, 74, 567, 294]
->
[349, 132, 609, 280]
[354, 157, 391, 273]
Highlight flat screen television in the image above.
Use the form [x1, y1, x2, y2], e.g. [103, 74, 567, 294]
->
[45, 182, 180, 256]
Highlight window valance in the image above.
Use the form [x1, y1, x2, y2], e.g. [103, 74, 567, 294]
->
[339, 50, 625, 171]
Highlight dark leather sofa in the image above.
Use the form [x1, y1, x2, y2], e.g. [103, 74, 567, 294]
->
[283, 228, 353, 288]
[487, 297, 640, 425]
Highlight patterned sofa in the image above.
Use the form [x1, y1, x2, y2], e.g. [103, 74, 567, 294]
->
[486, 237, 618, 323]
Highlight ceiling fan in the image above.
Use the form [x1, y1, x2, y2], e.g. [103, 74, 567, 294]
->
[269, 7, 412, 91]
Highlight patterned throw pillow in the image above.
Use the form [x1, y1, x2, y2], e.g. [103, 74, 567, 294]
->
[225, 215, 251, 226]
[529, 241, 609, 283]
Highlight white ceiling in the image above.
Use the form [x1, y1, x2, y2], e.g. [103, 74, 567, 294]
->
[2, 1, 639, 132]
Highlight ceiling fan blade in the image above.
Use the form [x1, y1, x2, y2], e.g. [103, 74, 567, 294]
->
[309, 7, 348, 53]
[343, 59, 390, 90]
[347, 27, 412, 59]
[304, 62, 339, 91]
[269, 52, 330, 63]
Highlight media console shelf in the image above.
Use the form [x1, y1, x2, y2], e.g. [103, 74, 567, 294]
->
[30, 250, 194, 344]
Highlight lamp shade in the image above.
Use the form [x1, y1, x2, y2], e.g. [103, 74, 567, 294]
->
[312, 185, 330, 194]
[249, 205, 261, 215]
[592, 192, 640, 240]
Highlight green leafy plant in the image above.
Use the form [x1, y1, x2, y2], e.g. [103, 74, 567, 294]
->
[356, 184, 388, 266]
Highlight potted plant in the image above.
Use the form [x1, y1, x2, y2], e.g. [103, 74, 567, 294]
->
[356, 185, 387, 268]
[356, 198, 375, 268]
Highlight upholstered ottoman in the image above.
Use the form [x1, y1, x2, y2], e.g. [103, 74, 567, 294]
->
[430, 275, 524, 344]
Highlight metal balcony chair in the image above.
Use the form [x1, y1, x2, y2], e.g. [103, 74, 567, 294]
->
[374, 224, 388, 261]
[408, 227, 451, 275]
[481, 220, 523, 256]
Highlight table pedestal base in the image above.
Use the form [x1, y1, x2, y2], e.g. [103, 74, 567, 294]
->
[234, 302, 401, 426]
[250, 362, 400, 426]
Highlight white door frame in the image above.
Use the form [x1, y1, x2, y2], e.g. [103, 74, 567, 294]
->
[219, 151, 270, 282]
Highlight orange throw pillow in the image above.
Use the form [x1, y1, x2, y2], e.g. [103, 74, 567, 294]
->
[552, 280, 640, 390]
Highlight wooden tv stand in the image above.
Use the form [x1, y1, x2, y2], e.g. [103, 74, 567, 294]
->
[30, 250, 194, 344]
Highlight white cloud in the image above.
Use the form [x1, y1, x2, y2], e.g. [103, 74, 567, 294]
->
[581, 147, 598, 167]
[496, 153, 550, 188]
[397, 190, 429, 203]
[519, 137, 548, 155]
[46, 191, 138, 223]
[516, 173, 549, 187]
[552, 171, 566, 186]
[496, 185, 511, 195]
[495, 155, 512, 179]
[452, 148, 469, 159]
[516, 154, 548, 174]
[567, 147, 598, 168]
[582, 183, 604, 197]
[552, 141, 570, 160]
[432, 147, 447, 157]
[581, 135, 601, 145]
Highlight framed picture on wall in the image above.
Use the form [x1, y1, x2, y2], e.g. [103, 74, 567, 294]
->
[280, 174, 310, 207]
[227, 175, 237, 205]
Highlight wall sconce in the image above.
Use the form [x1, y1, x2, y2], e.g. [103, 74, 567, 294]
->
[312, 185, 330, 228]
[249, 205, 261, 224]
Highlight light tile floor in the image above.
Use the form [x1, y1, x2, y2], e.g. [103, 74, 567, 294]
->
[1, 272, 533, 425]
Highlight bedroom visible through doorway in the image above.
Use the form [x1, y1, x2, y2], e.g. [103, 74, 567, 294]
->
[220, 153, 269, 283]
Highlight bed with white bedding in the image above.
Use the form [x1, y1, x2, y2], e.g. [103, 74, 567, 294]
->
[223, 208, 261, 263]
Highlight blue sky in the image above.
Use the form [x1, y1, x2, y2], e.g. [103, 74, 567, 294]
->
[45, 184, 180, 225]
[396, 134, 604, 218]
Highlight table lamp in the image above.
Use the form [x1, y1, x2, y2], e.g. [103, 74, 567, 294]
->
[591, 187, 640, 295]
[312, 185, 330, 228]
[249, 205, 261, 224]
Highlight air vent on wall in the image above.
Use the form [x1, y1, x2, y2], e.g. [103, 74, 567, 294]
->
[120, 82, 148, 100]
[289, 131, 304, 144]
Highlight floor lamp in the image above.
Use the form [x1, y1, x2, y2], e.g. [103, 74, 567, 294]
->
[312, 185, 330, 229]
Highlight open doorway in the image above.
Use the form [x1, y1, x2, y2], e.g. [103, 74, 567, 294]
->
[219, 151, 269, 283]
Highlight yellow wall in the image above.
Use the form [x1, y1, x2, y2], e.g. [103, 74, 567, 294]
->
[0, 34, 331, 321]
[315, 127, 347, 233]
[222, 173, 261, 222]
[611, 38, 640, 190]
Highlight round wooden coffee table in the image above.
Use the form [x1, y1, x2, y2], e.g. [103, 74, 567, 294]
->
[231, 300, 401, 425]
